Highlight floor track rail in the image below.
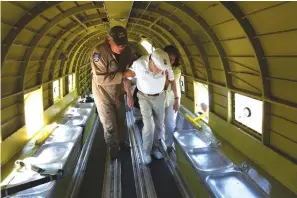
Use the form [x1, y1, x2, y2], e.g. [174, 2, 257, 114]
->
[101, 149, 122, 198]
[126, 110, 157, 198]
[101, 110, 192, 198]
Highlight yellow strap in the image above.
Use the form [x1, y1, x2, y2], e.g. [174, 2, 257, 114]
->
[185, 113, 202, 128]
[193, 112, 207, 121]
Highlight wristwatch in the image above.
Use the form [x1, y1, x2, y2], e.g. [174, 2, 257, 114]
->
[174, 97, 179, 100]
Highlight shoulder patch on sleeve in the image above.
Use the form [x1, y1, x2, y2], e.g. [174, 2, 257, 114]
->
[93, 53, 100, 62]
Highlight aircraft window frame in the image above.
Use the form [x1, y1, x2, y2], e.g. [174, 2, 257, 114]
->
[180, 75, 185, 93]
[234, 93, 263, 135]
[194, 81, 209, 123]
[72, 74, 76, 90]
[60, 78, 64, 97]
[68, 74, 74, 92]
[53, 79, 60, 102]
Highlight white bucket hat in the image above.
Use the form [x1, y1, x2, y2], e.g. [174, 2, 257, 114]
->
[151, 48, 170, 71]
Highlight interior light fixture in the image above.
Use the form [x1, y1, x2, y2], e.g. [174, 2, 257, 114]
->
[113, 17, 126, 22]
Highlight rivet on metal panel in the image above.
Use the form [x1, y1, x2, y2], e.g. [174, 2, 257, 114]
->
[241, 162, 251, 173]
[215, 140, 221, 147]
[205, 139, 212, 145]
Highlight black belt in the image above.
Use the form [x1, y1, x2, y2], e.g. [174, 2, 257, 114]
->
[139, 91, 162, 96]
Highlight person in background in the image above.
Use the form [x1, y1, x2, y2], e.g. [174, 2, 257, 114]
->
[90, 26, 135, 160]
[198, 102, 208, 115]
[125, 48, 179, 165]
[163, 45, 182, 153]
[197, 102, 209, 121]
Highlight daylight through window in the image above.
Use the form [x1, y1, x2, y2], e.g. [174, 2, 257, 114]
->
[24, 88, 44, 138]
[140, 40, 155, 54]
[195, 82, 209, 123]
[180, 76, 185, 92]
[53, 80, 60, 102]
[235, 93, 263, 134]
[68, 74, 73, 91]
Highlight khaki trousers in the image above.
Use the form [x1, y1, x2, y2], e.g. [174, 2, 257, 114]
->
[137, 91, 165, 154]
[92, 80, 127, 147]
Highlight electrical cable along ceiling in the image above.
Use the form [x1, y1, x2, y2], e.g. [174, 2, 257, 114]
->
[1, 1, 297, 194]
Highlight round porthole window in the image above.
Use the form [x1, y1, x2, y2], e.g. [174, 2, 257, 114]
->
[243, 107, 251, 117]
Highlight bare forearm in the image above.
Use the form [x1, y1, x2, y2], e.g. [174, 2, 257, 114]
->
[170, 80, 178, 98]
[126, 79, 133, 97]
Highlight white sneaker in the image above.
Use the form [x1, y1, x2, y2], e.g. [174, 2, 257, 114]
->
[151, 149, 163, 160]
[143, 152, 152, 165]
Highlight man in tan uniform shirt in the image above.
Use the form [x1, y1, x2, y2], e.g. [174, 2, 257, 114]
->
[90, 26, 135, 159]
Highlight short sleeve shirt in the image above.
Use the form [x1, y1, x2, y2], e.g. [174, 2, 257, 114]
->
[128, 55, 174, 94]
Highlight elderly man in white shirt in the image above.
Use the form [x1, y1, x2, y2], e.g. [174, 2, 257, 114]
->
[125, 48, 179, 165]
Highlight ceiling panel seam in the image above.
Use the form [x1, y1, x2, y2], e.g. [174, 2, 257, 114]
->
[40, 26, 102, 84]
[242, 1, 289, 18]
[39, 17, 107, 83]
[221, 2, 269, 98]
[129, 15, 192, 73]
[165, 2, 231, 89]
[59, 31, 106, 77]
[1, 2, 60, 66]
[128, 1, 152, 35]
[133, 5, 198, 80]
[48, 28, 104, 82]
[221, 2, 271, 143]
[62, 31, 106, 76]
[19, 3, 104, 92]
[56, 31, 101, 77]
[134, 4, 212, 84]
[127, 23, 170, 44]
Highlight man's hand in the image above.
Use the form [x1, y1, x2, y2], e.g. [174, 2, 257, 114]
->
[127, 94, 134, 109]
[123, 70, 135, 78]
[173, 98, 180, 113]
